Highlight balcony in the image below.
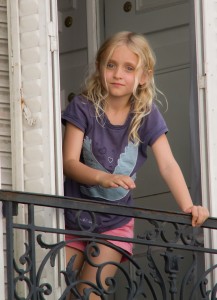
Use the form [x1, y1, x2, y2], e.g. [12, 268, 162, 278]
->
[1, 189, 217, 300]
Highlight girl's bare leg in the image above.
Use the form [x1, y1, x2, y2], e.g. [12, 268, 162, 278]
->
[65, 246, 85, 300]
[77, 243, 122, 300]
[66, 246, 85, 270]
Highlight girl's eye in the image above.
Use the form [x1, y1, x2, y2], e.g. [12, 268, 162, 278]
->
[125, 65, 134, 72]
[107, 62, 115, 69]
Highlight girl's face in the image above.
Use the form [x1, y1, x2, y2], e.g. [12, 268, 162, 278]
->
[100, 45, 147, 101]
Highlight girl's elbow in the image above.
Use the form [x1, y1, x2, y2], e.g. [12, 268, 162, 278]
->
[62, 159, 72, 176]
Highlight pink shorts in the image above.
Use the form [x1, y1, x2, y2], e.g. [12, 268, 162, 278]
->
[65, 218, 134, 257]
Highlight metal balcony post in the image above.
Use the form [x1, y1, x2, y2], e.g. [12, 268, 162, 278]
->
[4, 201, 15, 300]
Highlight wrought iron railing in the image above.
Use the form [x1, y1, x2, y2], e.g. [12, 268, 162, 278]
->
[1, 189, 217, 300]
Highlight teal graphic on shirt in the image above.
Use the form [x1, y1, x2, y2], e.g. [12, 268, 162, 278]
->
[80, 136, 137, 201]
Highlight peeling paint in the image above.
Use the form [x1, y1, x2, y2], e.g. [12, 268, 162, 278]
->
[21, 98, 36, 126]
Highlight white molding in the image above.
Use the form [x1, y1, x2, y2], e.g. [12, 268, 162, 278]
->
[194, 0, 217, 286]
[50, 0, 65, 295]
[194, 1, 209, 211]
[201, 2, 217, 285]
[201, 0, 217, 218]
[86, 0, 100, 67]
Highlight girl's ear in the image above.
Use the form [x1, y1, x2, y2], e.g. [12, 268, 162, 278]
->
[139, 74, 147, 86]
[139, 70, 152, 86]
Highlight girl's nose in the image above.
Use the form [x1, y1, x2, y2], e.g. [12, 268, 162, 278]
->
[114, 66, 123, 78]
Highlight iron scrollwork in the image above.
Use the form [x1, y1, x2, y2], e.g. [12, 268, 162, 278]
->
[1, 190, 217, 300]
[10, 232, 217, 300]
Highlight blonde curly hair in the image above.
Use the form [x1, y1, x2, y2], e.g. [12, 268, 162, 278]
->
[82, 31, 157, 144]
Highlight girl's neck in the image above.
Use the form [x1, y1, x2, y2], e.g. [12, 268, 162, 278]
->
[105, 95, 131, 111]
[104, 97, 131, 125]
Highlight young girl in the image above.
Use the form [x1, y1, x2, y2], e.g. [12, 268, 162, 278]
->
[62, 31, 209, 299]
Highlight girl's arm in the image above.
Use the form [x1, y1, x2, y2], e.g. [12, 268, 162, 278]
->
[151, 134, 209, 226]
[62, 122, 135, 190]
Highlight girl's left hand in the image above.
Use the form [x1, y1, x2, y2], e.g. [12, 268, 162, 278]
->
[184, 205, 209, 227]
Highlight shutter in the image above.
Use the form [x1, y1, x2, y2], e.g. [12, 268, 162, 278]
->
[0, 0, 10, 298]
[7, 0, 64, 297]
[0, 0, 12, 189]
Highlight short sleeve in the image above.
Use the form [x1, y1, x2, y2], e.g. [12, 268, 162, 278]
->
[139, 104, 168, 147]
[61, 95, 91, 132]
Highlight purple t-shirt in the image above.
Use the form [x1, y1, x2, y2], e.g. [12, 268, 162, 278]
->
[62, 95, 168, 233]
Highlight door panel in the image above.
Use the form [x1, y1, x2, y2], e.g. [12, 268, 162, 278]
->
[135, 68, 191, 198]
[58, 0, 88, 110]
[104, 0, 189, 36]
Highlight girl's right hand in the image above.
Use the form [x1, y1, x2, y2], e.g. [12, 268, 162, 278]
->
[97, 173, 136, 190]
